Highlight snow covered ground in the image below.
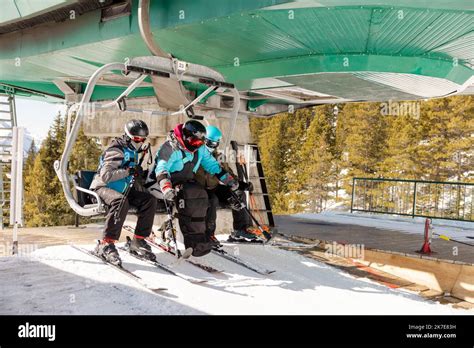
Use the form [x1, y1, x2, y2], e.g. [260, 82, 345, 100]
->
[293, 211, 474, 242]
[0, 238, 472, 315]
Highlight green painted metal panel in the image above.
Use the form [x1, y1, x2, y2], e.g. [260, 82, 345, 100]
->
[366, 9, 473, 56]
[0, 0, 472, 101]
[143, 0, 289, 29]
[217, 54, 472, 87]
[248, 98, 271, 111]
[1, 80, 64, 96]
[0, 0, 287, 58]
[281, 73, 420, 100]
[154, 15, 311, 66]
[88, 85, 155, 101]
[0, 10, 131, 59]
[0, 85, 62, 103]
[431, 32, 474, 68]
[262, 0, 474, 11]
[1, 80, 156, 101]
[259, 8, 373, 54]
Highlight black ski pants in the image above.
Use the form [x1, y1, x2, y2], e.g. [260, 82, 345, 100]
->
[206, 185, 251, 237]
[95, 186, 157, 241]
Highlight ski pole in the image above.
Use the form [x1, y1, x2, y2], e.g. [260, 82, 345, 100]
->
[114, 174, 136, 224]
[163, 197, 181, 258]
[230, 190, 272, 241]
[433, 232, 474, 247]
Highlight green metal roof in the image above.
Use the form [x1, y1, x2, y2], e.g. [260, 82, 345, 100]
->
[0, 0, 472, 106]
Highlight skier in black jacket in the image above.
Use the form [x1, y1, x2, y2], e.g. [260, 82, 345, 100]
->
[90, 119, 157, 265]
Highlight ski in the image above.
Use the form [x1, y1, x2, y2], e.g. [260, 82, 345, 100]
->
[70, 244, 168, 293]
[211, 247, 275, 275]
[147, 235, 223, 274]
[226, 236, 264, 244]
[123, 225, 222, 274]
[118, 245, 208, 284]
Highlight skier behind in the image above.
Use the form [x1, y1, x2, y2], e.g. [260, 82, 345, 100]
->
[195, 125, 259, 246]
[154, 120, 239, 257]
[90, 119, 157, 265]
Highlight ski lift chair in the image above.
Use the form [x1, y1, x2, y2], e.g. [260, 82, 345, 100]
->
[55, 57, 240, 217]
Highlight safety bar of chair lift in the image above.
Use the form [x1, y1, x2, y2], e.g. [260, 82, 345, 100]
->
[54, 62, 126, 216]
[171, 85, 218, 116]
[101, 74, 148, 109]
[74, 186, 106, 214]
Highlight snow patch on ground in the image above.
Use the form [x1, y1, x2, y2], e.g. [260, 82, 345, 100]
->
[0, 242, 472, 315]
[293, 211, 474, 242]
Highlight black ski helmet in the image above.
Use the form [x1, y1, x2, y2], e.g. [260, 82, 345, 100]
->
[124, 119, 149, 139]
[181, 120, 206, 152]
[124, 119, 149, 150]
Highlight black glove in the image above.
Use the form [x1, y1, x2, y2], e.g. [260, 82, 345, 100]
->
[227, 195, 243, 211]
[129, 166, 144, 178]
[238, 181, 254, 192]
[220, 173, 239, 191]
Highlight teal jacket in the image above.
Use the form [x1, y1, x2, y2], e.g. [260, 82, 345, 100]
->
[154, 132, 229, 185]
[90, 135, 139, 193]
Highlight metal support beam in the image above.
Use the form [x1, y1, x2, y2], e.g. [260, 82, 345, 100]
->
[138, 0, 171, 58]
[223, 88, 241, 151]
[10, 126, 24, 255]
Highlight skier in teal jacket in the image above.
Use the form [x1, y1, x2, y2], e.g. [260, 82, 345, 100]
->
[153, 120, 238, 256]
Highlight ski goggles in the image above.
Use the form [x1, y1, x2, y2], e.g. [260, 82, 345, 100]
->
[205, 139, 220, 149]
[131, 136, 147, 143]
[187, 136, 204, 147]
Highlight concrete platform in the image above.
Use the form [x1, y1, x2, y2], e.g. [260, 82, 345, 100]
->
[275, 215, 474, 303]
[274, 215, 474, 265]
[0, 224, 106, 257]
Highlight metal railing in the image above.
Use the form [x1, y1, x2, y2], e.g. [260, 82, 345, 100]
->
[350, 177, 474, 222]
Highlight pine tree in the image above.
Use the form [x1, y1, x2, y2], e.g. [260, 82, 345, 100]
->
[342, 102, 388, 178]
[293, 108, 334, 212]
[251, 96, 472, 215]
[23, 112, 102, 227]
[23, 140, 39, 225]
[284, 107, 315, 211]
[24, 154, 49, 226]
[416, 98, 453, 181]
[256, 113, 290, 213]
[378, 114, 420, 179]
[339, 102, 388, 211]
[444, 96, 474, 182]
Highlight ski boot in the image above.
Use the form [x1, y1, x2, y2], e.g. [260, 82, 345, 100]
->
[248, 226, 274, 242]
[94, 240, 122, 266]
[209, 234, 222, 249]
[126, 235, 156, 261]
[227, 227, 262, 243]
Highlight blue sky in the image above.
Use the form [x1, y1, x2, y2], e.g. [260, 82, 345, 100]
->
[15, 98, 67, 144]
